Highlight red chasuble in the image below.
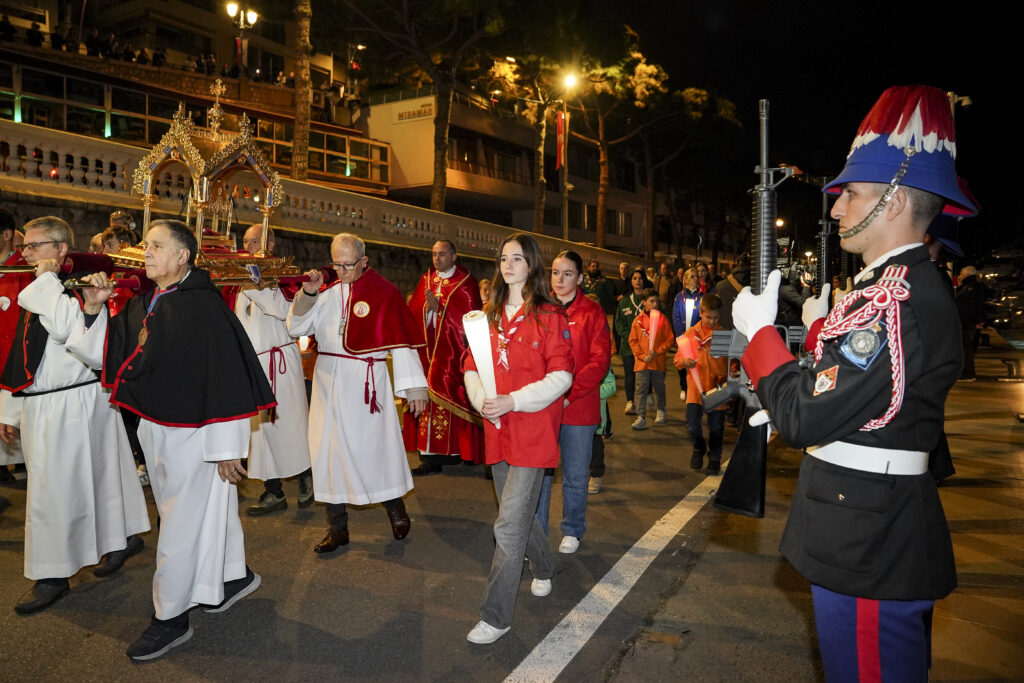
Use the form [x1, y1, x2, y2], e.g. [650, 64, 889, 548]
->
[0, 251, 31, 373]
[402, 263, 485, 462]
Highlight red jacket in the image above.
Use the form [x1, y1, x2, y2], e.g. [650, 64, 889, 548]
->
[561, 293, 611, 426]
[463, 304, 573, 468]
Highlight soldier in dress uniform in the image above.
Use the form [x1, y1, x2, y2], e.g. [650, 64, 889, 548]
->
[731, 86, 977, 682]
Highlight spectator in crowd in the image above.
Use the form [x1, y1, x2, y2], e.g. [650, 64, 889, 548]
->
[286, 72, 296, 88]
[85, 28, 100, 56]
[956, 265, 986, 381]
[100, 32, 115, 58]
[205, 54, 216, 76]
[628, 288, 672, 430]
[136, 48, 149, 65]
[0, 15, 16, 43]
[479, 278, 492, 302]
[275, 70, 287, 86]
[121, 43, 136, 62]
[63, 26, 79, 54]
[152, 47, 166, 67]
[26, 22, 44, 48]
[50, 26, 65, 51]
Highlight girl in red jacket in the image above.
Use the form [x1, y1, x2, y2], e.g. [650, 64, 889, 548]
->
[463, 233, 574, 644]
[536, 250, 611, 554]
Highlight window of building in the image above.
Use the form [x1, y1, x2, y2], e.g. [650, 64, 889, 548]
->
[112, 88, 146, 115]
[21, 69, 63, 98]
[67, 78, 105, 107]
[21, 98, 64, 130]
[0, 63, 12, 90]
[110, 112, 146, 142]
[585, 204, 597, 231]
[67, 106, 105, 137]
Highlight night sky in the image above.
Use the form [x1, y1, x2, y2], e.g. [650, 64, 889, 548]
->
[617, 1, 1006, 260]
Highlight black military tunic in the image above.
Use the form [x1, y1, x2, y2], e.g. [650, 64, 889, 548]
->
[742, 245, 958, 600]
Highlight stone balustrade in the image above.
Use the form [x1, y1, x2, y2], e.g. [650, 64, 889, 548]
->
[0, 119, 632, 272]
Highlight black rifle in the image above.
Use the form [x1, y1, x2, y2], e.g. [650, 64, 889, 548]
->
[705, 99, 793, 518]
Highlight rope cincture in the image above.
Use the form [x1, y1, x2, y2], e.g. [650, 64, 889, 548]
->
[813, 265, 910, 431]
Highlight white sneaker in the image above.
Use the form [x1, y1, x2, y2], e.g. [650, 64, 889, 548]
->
[624, 400, 635, 415]
[655, 410, 667, 424]
[467, 620, 510, 644]
[587, 477, 602, 494]
[559, 536, 580, 553]
[631, 416, 647, 430]
[531, 578, 552, 596]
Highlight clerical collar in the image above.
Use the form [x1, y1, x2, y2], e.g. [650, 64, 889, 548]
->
[436, 265, 457, 279]
[855, 243, 920, 284]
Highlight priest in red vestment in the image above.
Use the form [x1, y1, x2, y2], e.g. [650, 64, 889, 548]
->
[404, 240, 485, 474]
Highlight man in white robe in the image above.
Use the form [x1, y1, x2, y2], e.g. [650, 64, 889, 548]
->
[236, 225, 312, 515]
[289, 233, 428, 553]
[72, 219, 274, 661]
[0, 216, 149, 615]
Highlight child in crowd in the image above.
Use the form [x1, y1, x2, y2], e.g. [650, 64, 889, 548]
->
[588, 366, 616, 494]
[674, 294, 728, 474]
[628, 288, 673, 430]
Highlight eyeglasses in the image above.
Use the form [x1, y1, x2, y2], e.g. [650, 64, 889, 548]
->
[22, 240, 60, 252]
[332, 258, 364, 273]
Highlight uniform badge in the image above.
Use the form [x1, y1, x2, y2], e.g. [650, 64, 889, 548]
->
[0, 296, 9, 311]
[814, 365, 838, 396]
[562, 329, 571, 340]
[839, 323, 886, 369]
[353, 301, 370, 318]
[138, 327, 149, 347]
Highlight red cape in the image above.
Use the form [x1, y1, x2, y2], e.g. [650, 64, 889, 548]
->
[340, 267, 425, 353]
[407, 263, 481, 418]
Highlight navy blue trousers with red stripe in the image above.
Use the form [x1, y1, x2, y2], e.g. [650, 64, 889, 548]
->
[812, 585, 934, 683]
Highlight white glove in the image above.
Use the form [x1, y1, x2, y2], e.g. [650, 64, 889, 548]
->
[748, 409, 771, 427]
[801, 283, 831, 328]
[732, 270, 782, 339]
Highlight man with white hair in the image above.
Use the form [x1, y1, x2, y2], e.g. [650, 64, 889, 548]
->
[289, 233, 428, 552]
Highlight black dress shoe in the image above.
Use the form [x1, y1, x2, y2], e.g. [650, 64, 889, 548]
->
[95, 534, 145, 577]
[386, 500, 411, 540]
[15, 579, 69, 614]
[314, 528, 349, 553]
[410, 463, 442, 477]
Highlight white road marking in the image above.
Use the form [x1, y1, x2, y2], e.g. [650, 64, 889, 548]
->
[504, 475, 720, 683]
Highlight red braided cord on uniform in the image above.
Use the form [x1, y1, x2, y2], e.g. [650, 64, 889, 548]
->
[813, 266, 910, 431]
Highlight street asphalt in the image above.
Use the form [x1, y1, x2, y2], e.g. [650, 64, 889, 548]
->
[0, 332, 1021, 682]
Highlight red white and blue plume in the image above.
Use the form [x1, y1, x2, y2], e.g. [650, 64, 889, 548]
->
[824, 85, 977, 217]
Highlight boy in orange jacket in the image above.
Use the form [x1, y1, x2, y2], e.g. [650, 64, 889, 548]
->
[674, 293, 729, 473]
[628, 288, 674, 430]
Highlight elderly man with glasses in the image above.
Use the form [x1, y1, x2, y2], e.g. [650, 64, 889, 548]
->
[0, 216, 149, 615]
[288, 233, 428, 553]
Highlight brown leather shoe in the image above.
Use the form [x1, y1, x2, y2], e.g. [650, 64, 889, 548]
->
[314, 527, 349, 553]
[386, 500, 411, 540]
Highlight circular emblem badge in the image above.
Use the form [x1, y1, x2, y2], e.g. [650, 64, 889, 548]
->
[848, 328, 879, 358]
[353, 301, 370, 318]
[0, 296, 9, 312]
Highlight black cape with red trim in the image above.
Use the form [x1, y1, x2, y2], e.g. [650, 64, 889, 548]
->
[102, 267, 277, 427]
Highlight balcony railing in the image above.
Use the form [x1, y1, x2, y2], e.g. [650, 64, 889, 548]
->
[0, 119, 633, 272]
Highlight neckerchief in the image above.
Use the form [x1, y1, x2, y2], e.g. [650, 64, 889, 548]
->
[628, 293, 642, 317]
[496, 304, 525, 371]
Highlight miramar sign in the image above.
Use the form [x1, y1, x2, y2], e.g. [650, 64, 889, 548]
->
[394, 97, 434, 124]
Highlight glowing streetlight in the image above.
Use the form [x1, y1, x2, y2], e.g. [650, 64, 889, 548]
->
[226, 3, 258, 74]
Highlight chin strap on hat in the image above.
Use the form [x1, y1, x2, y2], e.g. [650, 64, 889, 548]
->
[837, 147, 918, 240]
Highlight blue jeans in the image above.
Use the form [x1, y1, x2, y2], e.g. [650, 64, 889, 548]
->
[686, 403, 725, 463]
[480, 462, 555, 629]
[536, 423, 597, 539]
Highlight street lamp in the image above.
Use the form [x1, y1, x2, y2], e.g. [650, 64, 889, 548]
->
[226, 3, 258, 74]
[561, 73, 577, 241]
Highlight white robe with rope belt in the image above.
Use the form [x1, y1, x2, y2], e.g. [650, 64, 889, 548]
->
[235, 287, 311, 480]
[287, 284, 424, 505]
[0, 272, 149, 580]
